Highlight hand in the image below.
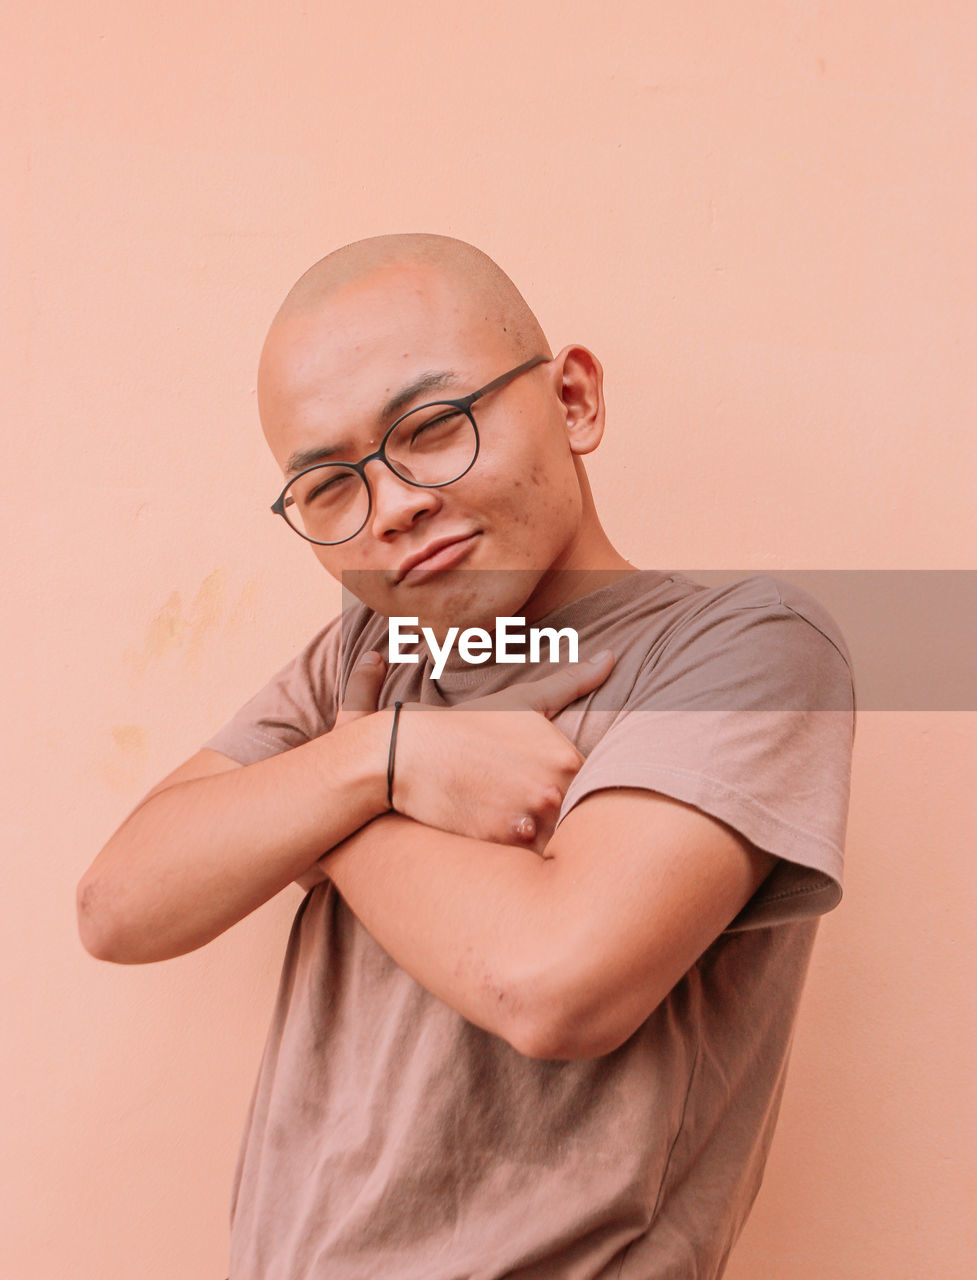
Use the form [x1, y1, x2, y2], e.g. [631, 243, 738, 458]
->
[334, 647, 616, 855]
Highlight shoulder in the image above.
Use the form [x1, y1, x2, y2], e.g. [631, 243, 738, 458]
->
[201, 597, 387, 764]
[584, 569, 851, 665]
[696, 573, 850, 659]
[650, 573, 856, 712]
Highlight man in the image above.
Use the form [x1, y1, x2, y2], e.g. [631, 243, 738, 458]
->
[78, 234, 855, 1278]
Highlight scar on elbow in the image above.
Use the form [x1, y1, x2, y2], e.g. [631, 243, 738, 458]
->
[455, 946, 522, 1015]
[76, 878, 108, 957]
[77, 879, 101, 926]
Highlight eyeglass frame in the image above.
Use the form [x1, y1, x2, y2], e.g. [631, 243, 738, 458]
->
[270, 353, 550, 546]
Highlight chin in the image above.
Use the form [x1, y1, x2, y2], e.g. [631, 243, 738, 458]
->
[396, 567, 543, 635]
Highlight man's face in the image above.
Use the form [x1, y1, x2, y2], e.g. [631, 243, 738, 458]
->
[259, 261, 593, 633]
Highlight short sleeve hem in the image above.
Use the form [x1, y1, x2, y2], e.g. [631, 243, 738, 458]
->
[557, 760, 844, 930]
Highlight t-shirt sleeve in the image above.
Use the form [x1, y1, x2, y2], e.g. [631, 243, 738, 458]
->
[556, 577, 856, 930]
[201, 615, 344, 765]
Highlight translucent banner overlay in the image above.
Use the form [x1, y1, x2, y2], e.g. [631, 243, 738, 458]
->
[340, 570, 977, 710]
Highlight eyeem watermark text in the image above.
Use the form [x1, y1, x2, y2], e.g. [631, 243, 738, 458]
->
[389, 616, 579, 679]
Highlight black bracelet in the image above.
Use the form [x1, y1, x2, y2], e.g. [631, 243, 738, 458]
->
[386, 702, 404, 809]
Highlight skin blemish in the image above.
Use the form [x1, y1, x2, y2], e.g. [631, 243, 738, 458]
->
[454, 945, 521, 1018]
[78, 880, 98, 918]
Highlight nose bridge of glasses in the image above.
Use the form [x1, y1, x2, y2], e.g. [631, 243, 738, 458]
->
[362, 447, 415, 492]
[361, 452, 440, 530]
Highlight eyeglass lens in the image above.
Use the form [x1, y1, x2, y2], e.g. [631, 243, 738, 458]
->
[281, 403, 477, 544]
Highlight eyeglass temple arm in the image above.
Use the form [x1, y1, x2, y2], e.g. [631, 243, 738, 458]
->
[463, 354, 549, 405]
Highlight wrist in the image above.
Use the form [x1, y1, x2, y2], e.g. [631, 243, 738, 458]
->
[386, 701, 405, 809]
[334, 710, 397, 822]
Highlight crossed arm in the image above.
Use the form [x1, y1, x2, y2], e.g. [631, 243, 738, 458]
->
[77, 654, 775, 1059]
[321, 792, 775, 1060]
[313, 654, 776, 1058]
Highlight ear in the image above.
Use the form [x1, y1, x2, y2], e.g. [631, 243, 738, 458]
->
[552, 345, 605, 455]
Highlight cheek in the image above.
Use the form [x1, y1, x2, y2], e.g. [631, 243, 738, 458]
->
[485, 454, 581, 538]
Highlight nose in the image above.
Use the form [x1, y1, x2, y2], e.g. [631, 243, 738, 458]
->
[365, 457, 443, 539]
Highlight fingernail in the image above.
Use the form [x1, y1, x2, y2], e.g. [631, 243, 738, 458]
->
[589, 649, 613, 664]
[360, 651, 382, 666]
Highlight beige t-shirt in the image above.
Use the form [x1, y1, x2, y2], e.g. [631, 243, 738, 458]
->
[205, 571, 855, 1280]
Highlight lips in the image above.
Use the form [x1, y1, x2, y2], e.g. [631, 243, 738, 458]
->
[396, 532, 481, 583]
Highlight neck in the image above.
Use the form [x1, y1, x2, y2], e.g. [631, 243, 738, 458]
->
[519, 520, 638, 623]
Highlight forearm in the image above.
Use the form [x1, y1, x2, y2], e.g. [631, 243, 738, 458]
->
[323, 814, 565, 1055]
[79, 713, 391, 964]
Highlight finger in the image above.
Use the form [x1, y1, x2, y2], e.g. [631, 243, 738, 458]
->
[335, 651, 385, 725]
[518, 649, 615, 719]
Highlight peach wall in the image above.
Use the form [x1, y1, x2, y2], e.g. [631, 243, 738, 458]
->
[4, 3, 975, 1277]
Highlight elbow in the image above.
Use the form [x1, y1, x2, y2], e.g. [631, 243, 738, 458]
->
[508, 1013, 635, 1063]
[76, 876, 136, 964]
[76, 877, 111, 960]
[504, 1020, 585, 1062]
[500, 965, 646, 1062]
[76, 874, 208, 965]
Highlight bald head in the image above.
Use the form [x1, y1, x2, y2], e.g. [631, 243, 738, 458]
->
[269, 233, 551, 365]
[256, 232, 564, 497]
[257, 233, 625, 619]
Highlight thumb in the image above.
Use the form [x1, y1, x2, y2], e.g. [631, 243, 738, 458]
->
[519, 649, 615, 719]
[335, 651, 386, 727]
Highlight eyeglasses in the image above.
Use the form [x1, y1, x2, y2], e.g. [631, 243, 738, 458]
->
[271, 354, 549, 545]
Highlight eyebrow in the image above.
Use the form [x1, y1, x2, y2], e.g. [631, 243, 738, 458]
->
[283, 369, 459, 477]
